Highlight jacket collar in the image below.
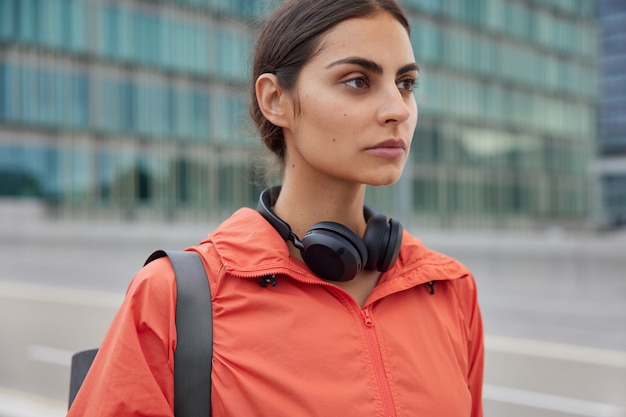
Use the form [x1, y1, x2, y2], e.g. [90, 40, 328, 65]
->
[203, 208, 469, 290]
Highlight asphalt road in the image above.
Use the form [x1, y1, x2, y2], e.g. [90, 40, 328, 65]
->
[1, 218, 625, 417]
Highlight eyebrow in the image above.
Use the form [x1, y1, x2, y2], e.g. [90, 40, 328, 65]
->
[326, 57, 419, 77]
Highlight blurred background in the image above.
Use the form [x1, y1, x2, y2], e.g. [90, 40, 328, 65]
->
[0, 0, 624, 416]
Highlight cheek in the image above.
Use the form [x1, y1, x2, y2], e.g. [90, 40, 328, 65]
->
[301, 96, 359, 140]
[407, 101, 419, 132]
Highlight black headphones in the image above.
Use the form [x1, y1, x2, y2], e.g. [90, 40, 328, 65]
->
[256, 186, 403, 282]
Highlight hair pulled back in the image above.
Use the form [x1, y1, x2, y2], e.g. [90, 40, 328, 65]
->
[250, 0, 410, 162]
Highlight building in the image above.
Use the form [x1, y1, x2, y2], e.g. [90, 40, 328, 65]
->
[0, 0, 276, 222]
[0, 0, 599, 229]
[594, 0, 626, 228]
[403, 0, 598, 229]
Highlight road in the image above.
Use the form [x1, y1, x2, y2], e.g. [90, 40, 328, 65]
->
[1, 217, 625, 417]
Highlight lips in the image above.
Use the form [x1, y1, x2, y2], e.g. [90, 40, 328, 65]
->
[369, 139, 406, 150]
[366, 139, 407, 158]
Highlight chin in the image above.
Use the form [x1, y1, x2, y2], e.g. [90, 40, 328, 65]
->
[371, 168, 405, 186]
[367, 175, 402, 187]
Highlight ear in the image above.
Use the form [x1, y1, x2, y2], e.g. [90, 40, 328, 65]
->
[255, 73, 293, 128]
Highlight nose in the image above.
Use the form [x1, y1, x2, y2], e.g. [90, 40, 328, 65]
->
[377, 84, 413, 125]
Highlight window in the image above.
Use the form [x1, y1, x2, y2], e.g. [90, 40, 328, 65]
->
[40, 0, 62, 48]
[18, 0, 39, 43]
[0, 143, 59, 198]
[411, 19, 441, 64]
[72, 73, 89, 128]
[98, 146, 136, 206]
[485, 0, 504, 33]
[192, 91, 209, 141]
[407, 0, 442, 14]
[0, 0, 15, 40]
[412, 177, 439, 212]
[0, 63, 6, 121]
[67, 0, 87, 52]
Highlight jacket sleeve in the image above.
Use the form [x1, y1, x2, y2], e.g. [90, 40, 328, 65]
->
[67, 257, 178, 417]
[461, 273, 485, 417]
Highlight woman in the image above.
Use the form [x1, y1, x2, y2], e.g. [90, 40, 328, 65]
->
[67, 0, 484, 416]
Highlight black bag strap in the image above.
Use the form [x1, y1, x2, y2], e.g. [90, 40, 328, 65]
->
[145, 250, 213, 417]
[68, 250, 213, 414]
[69, 348, 99, 407]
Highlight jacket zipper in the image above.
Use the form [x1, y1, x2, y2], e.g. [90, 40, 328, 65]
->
[361, 307, 397, 417]
[236, 269, 398, 416]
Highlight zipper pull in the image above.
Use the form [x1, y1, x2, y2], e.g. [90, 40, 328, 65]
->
[361, 308, 374, 327]
[258, 274, 277, 287]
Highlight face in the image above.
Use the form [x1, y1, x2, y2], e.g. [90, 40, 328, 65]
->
[282, 11, 418, 187]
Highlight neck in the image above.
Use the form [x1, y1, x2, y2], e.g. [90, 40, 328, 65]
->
[272, 180, 368, 241]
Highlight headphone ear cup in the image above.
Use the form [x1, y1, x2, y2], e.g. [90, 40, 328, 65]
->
[362, 215, 388, 271]
[363, 216, 403, 271]
[301, 222, 368, 282]
[379, 219, 402, 271]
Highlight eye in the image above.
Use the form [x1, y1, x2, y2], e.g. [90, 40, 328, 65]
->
[397, 78, 418, 93]
[345, 77, 370, 90]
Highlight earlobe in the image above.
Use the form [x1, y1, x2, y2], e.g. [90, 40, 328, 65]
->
[256, 74, 291, 128]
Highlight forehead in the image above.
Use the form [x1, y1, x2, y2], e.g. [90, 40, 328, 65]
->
[313, 12, 415, 66]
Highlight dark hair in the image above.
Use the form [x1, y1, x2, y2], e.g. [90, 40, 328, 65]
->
[250, 0, 410, 162]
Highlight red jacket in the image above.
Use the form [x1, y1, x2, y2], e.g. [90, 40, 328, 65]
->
[68, 208, 484, 416]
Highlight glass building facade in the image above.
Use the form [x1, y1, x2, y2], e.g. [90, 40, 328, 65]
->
[0, 0, 599, 229]
[403, 0, 598, 229]
[595, 0, 626, 228]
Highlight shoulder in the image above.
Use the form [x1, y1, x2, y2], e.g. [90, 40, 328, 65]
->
[398, 231, 472, 279]
[123, 253, 178, 314]
[193, 207, 292, 278]
[399, 230, 480, 303]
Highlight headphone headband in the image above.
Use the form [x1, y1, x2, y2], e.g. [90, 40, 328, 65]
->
[257, 186, 293, 243]
[257, 186, 378, 244]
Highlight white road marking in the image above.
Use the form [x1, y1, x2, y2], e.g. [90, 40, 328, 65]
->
[0, 388, 65, 417]
[28, 345, 74, 367]
[484, 384, 625, 417]
[0, 280, 123, 308]
[485, 334, 626, 369]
